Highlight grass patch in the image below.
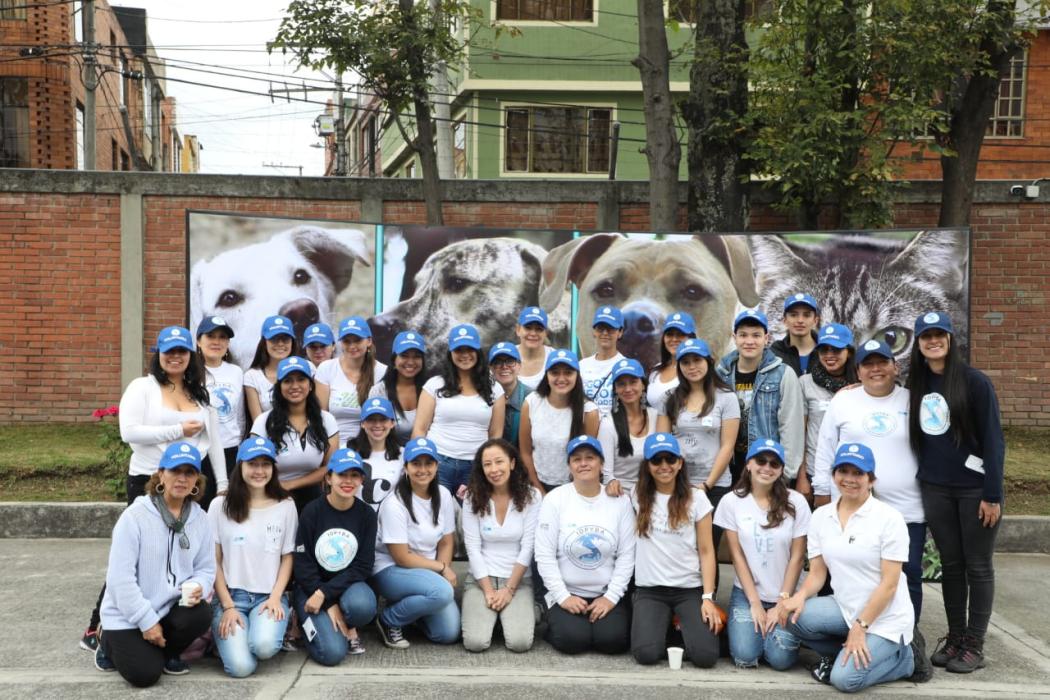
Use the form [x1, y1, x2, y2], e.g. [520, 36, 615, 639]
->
[0, 424, 107, 476]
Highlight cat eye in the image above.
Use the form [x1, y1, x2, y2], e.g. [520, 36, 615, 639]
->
[871, 325, 912, 354]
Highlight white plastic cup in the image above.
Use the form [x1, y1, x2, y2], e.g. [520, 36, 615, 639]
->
[180, 582, 196, 607]
[667, 646, 684, 670]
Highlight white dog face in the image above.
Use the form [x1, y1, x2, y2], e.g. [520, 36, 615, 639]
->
[190, 225, 370, 367]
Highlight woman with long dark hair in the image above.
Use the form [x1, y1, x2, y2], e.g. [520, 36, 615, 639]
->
[245, 315, 302, 422]
[630, 433, 722, 669]
[907, 311, 1004, 673]
[598, 358, 656, 496]
[316, 316, 387, 446]
[350, 397, 404, 511]
[461, 439, 541, 652]
[714, 439, 809, 670]
[196, 316, 243, 510]
[646, 312, 697, 414]
[368, 330, 426, 443]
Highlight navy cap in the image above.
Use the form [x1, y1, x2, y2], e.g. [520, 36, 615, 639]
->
[545, 348, 580, 372]
[833, 442, 876, 474]
[393, 330, 426, 355]
[734, 308, 769, 332]
[611, 358, 645, 383]
[276, 356, 312, 381]
[783, 293, 820, 314]
[338, 316, 372, 340]
[676, 338, 712, 361]
[302, 323, 335, 346]
[518, 306, 549, 328]
[158, 442, 202, 471]
[662, 311, 697, 335]
[157, 326, 194, 353]
[196, 316, 234, 339]
[816, 323, 853, 350]
[745, 438, 786, 464]
[448, 323, 481, 350]
[914, 311, 954, 337]
[361, 396, 395, 421]
[567, 434, 604, 460]
[261, 315, 295, 340]
[329, 448, 370, 479]
[237, 436, 277, 463]
[644, 432, 681, 460]
[488, 341, 521, 363]
[856, 338, 894, 363]
[592, 306, 624, 330]
[405, 437, 440, 463]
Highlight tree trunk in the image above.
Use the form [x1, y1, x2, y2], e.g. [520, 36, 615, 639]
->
[400, 0, 444, 225]
[633, 0, 681, 232]
[683, 0, 749, 232]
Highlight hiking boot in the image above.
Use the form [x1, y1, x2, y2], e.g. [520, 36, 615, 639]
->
[376, 617, 409, 649]
[810, 655, 834, 685]
[909, 627, 933, 682]
[80, 628, 99, 653]
[162, 657, 191, 675]
[930, 633, 964, 667]
[946, 636, 986, 673]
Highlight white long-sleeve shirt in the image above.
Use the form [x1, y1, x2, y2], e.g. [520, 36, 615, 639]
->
[462, 488, 542, 581]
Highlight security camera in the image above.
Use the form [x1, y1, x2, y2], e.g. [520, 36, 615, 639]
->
[1010, 185, 1025, 196]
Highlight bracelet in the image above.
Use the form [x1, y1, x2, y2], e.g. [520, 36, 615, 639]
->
[439, 562, 447, 573]
[701, 592, 714, 601]
[223, 605, 235, 612]
[778, 592, 790, 600]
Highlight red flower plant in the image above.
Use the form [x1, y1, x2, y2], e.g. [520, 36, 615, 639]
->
[92, 405, 119, 420]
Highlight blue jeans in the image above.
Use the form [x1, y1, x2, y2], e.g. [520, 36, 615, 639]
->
[371, 565, 460, 644]
[436, 454, 473, 495]
[905, 522, 926, 622]
[727, 586, 800, 670]
[787, 596, 915, 692]
[293, 581, 377, 667]
[211, 589, 290, 678]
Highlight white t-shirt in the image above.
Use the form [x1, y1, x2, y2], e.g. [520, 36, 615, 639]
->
[422, 376, 500, 460]
[598, 407, 658, 492]
[373, 485, 457, 574]
[462, 488, 543, 581]
[661, 390, 740, 487]
[205, 361, 246, 449]
[250, 410, 338, 482]
[647, 369, 679, 415]
[359, 448, 404, 512]
[631, 490, 713, 589]
[367, 383, 416, 444]
[525, 392, 599, 486]
[316, 359, 388, 445]
[534, 484, 637, 606]
[580, 352, 625, 417]
[208, 496, 298, 595]
[243, 368, 275, 415]
[518, 346, 554, 390]
[799, 375, 835, 477]
[713, 490, 811, 603]
[808, 496, 914, 645]
[812, 386, 924, 523]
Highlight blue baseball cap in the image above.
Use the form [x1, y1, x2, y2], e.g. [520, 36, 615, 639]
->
[338, 316, 372, 340]
[276, 356, 312, 381]
[518, 306, 549, 328]
[663, 311, 696, 335]
[567, 434, 604, 460]
[545, 348, 580, 372]
[644, 433, 681, 460]
[158, 442, 202, 471]
[329, 448, 370, 479]
[783, 293, 820, 314]
[237, 436, 277, 463]
[856, 338, 894, 363]
[676, 338, 712, 361]
[448, 323, 481, 350]
[734, 308, 769, 332]
[393, 330, 426, 355]
[745, 438, 786, 464]
[361, 396, 395, 421]
[302, 323, 334, 346]
[611, 358, 645, 383]
[816, 323, 853, 350]
[157, 326, 194, 353]
[914, 311, 954, 337]
[488, 341, 521, 363]
[405, 437, 440, 463]
[195, 316, 234, 339]
[833, 442, 876, 474]
[592, 306, 624, 330]
[261, 315, 295, 340]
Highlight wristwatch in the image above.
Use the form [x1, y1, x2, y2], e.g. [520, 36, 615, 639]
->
[855, 618, 869, 630]
[701, 592, 714, 601]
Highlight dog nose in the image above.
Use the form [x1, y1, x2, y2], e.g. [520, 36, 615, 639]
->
[623, 310, 657, 337]
[369, 312, 404, 360]
[279, 299, 321, 342]
[621, 308, 662, 371]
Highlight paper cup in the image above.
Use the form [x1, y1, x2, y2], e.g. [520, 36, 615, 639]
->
[667, 646, 684, 670]
[180, 582, 196, 607]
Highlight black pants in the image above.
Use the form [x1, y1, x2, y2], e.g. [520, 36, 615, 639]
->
[921, 482, 1000, 640]
[289, 484, 323, 514]
[101, 603, 211, 688]
[198, 445, 236, 512]
[707, 485, 731, 593]
[545, 595, 631, 655]
[88, 475, 150, 630]
[631, 585, 719, 668]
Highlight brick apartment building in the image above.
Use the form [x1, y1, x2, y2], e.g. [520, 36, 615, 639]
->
[0, 0, 192, 172]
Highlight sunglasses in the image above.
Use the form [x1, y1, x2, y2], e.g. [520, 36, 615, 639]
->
[753, 456, 784, 469]
[649, 454, 679, 466]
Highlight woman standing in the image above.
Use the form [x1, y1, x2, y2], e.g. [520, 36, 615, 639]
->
[209, 437, 297, 678]
[489, 342, 530, 446]
[95, 443, 214, 687]
[520, 349, 600, 493]
[461, 439, 542, 652]
[515, 307, 554, 390]
[907, 311, 1005, 673]
[350, 397, 404, 511]
[631, 433, 722, 668]
[535, 436, 636, 655]
[598, 359, 657, 496]
[715, 439, 809, 670]
[245, 315, 301, 422]
[371, 438, 460, 648]
[197, 315, 244, 510]
[646, 312, 697, 414]
[302, 323, 336, 367]
[369, 330, 426, 443]
[413, 324, 505, 494]
[316, 316, 388, 446]
[251, 357, 339, 513]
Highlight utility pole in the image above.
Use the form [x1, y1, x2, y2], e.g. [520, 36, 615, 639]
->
[82, 0, 97, 169]
[334, 75, 347, 177]
[429, 0, 453, 179]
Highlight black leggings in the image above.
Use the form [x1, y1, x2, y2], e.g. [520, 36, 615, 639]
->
[545, 596, 631, 655]
[198, 445, 236, 512]
[921, 482, 1000, 640]
[631, 585, 719, 668]
[101, 603, 211, 687]
[88, 475, 150, 631]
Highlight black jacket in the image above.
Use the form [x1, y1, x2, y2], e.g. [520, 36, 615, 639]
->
[771, 332, 818, 376]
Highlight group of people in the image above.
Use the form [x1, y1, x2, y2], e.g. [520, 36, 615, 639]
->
[84, 295, 1005, 693]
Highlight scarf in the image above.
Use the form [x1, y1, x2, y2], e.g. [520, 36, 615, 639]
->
[151, 493, 192, 550]
[811, 361, 850, 394]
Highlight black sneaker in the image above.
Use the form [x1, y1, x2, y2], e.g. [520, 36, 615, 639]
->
[946, 636, 986, 674]
[909, 627, 934, 682]
[94, 642, 115, 672]
[930, 633, 964, 667]
[811, 655, 834, 685]
[80, 628, 99, 653]
[163, 657, 191, 675]
[376, 617, 409, 649]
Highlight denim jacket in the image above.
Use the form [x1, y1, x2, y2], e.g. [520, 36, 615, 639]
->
[716, 347, 805, 478]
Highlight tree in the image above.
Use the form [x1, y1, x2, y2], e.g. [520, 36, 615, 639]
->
[272, 0, 477, 225]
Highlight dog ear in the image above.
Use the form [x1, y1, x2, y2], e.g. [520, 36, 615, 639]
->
[287, 226, 372, 294]
[747, 235, 808, 299]
[693, 234, 759, 306]
[189, 259, 209, 324]
[539, 233, 623, 310]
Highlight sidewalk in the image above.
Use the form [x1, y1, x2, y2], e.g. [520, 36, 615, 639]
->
[2, 539, 1048, 699]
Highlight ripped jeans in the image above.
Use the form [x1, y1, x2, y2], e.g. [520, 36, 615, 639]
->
[727, 586, 800, 670]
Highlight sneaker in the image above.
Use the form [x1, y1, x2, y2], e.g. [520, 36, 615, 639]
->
[80, 628, 99, 653]
[909, 627, 934, 683]
[94, 643, 115, 672]
[930, 633, 964, 667]
[281, 637, 300, 652]
[162, 657, 191, 675]
[348, 637, 366, 655]
[810, 655, 834, 685]
[376, 617, 409, 649]
[946, 636, 986, 673]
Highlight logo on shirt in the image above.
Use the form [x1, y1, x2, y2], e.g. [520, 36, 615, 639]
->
[919, 392, 950, 436]
[862, 411, 896, 437]
[564, 525, 612, 570]
[211, 385, 233, 420]
[314, 528, 359, 572]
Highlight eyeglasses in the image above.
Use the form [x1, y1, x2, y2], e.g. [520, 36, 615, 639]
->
[491, 358, 519, 367]
[649, 454, 679, 466]
[753, 456, 784, 469]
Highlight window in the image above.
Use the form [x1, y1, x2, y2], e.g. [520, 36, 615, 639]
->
[452, 119, 467, 178]
[987, 52, 1026, 138]
[366, 118, 377, 176]
[119, 55, 127, 106]
[497, 0, 592, 22]
[120, 149, 130, 171]
[110, 138, 117, 171]
[504, 106, 612, 174]
[72, 1, 83, 42]
[75, 101, 86, 169]
[0, 78, 29, 167]
[669, 0, 772, 24]
[404, 161, 416, 178]
[173, 135, 182, 172]
[1, 0, 27, 20]
[143, 76, 153, 140]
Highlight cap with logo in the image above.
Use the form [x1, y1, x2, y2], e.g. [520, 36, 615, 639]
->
[567, 434, 604, 460]
[518, 306, 549, 329]
[276, 356, 313, 381]
[488, 341, 521, 363]
[676, 338, 712, 361]
[448, 323, 481, 350]
[856, 338, 894, 363]
[361, 397, 395, 421]
[405, 437, 440, 463]
[159, 442, 203, 471]
[914, 311, 954, 337]
[643, 432, 682, 460]
[745, 438, 786, 464]
[329, 448, 371, 480]
[591, 306, 624, 330]
[157, 326, 194, 353]
[393, 331, 426, 355]
[261, 315, 295, 340]
[237, 436, 277, 463]
[733, 308, 769, 332]
[302, 323, 335, 346]
[195, 316, 234, 339]
[662, 311, 697, 335]
[545, 348, 580, 373]
[338, 316, 372, 340]
[783, 293, 820, 314]
[611, 358, 645, 383]
[833, 442, 876, 474]
[816, 323, 853, 350]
